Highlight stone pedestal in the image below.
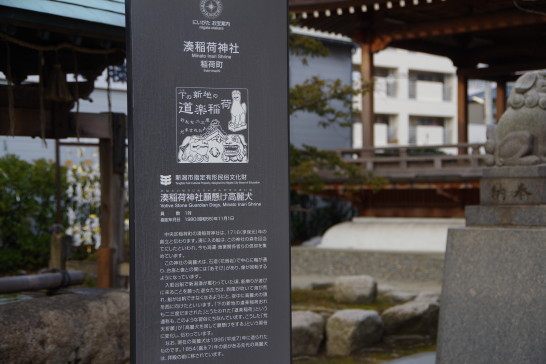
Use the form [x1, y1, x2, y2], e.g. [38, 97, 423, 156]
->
[437, 165, 546, 364]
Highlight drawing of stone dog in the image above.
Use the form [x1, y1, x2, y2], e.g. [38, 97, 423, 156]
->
[228, 90, 247, 132]
[222, 134, 247, 162]
[178, 135, 210, 163]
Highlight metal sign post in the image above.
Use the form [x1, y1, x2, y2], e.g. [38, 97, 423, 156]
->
[127, 0, 290, 363]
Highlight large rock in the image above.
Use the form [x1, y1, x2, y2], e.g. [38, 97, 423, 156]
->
[326, 309, 383, 356]
[381, 300, 439, 337]
[291, 311, 325, 356]
[0, 289, 129, 364]
[333, 275, 377, 304]
[414, 291, 440, 305]
[383, 290, 418, 304]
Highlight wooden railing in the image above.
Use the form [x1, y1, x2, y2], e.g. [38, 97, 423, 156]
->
[330, 143, 486, 179]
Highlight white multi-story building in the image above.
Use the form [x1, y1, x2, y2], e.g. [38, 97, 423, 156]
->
[353, 47, 489, 149]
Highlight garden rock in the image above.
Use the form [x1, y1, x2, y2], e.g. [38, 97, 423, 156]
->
[384, 290, 417, 303]
[311, 281, 334, 290]
[0, 289, 129, 364]
[291, 311, 325, 356]
[326, 309, 383, 356]
[333, 275, 377, 304]
[414, 291, 440, 305]
[381, 300, 439, 337]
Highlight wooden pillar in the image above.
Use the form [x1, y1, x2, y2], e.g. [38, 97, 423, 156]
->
[456, 71, 468, 153]
[49, 231, 64, 270]
[96, 246, 114, 287]
[496, 80, 507, 122]
[51, 104, 68, 271]
[97, 113, 126, 288]
[360, 41, 375, 150]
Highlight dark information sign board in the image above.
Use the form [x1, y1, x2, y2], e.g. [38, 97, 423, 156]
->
[127, 0, 290, 363]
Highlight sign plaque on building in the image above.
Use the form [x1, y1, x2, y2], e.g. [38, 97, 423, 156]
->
[127, 1, 290, 363]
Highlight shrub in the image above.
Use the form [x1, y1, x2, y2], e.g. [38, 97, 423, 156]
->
[290, 191, 356, 245]
[0, 155, 68, 273]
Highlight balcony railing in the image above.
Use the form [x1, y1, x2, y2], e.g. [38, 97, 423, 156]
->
[330, 143, 486, 180]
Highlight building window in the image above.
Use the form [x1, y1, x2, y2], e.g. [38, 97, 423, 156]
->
[374, 68, 397, 97]
[408, 71, 451, 102]
[409, 116, 450, 145]
[375, 114, 398, 145]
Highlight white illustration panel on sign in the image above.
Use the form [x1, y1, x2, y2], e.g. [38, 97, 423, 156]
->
[176, 87, 249, 163]
[229, 90, 247, 132]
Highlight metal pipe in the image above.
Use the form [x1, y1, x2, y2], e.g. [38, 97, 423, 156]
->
[0, 271, 85, 294]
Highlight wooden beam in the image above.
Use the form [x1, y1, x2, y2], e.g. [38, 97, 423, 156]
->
[393, 38, 546, 70]
[458, 60, 546, 78]
[290, 0, 392, 13]
[0, 108, 117, 138]
[70, 113, 113, 139]
[463, 42, 546, 67]
[459, 74, 518, 83]
[0, 107, 52, 137]
[373, 11, 546, 51]
[0, 83, 94, 108]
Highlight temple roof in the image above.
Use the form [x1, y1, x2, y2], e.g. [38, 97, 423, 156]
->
[289, 0, 546, 78]
[0, 0, 125, 28]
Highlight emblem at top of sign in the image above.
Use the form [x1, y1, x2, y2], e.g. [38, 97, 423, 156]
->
[200, 0, 223, 19]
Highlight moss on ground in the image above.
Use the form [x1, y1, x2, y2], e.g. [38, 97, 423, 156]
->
[291, 289, 395, 313]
